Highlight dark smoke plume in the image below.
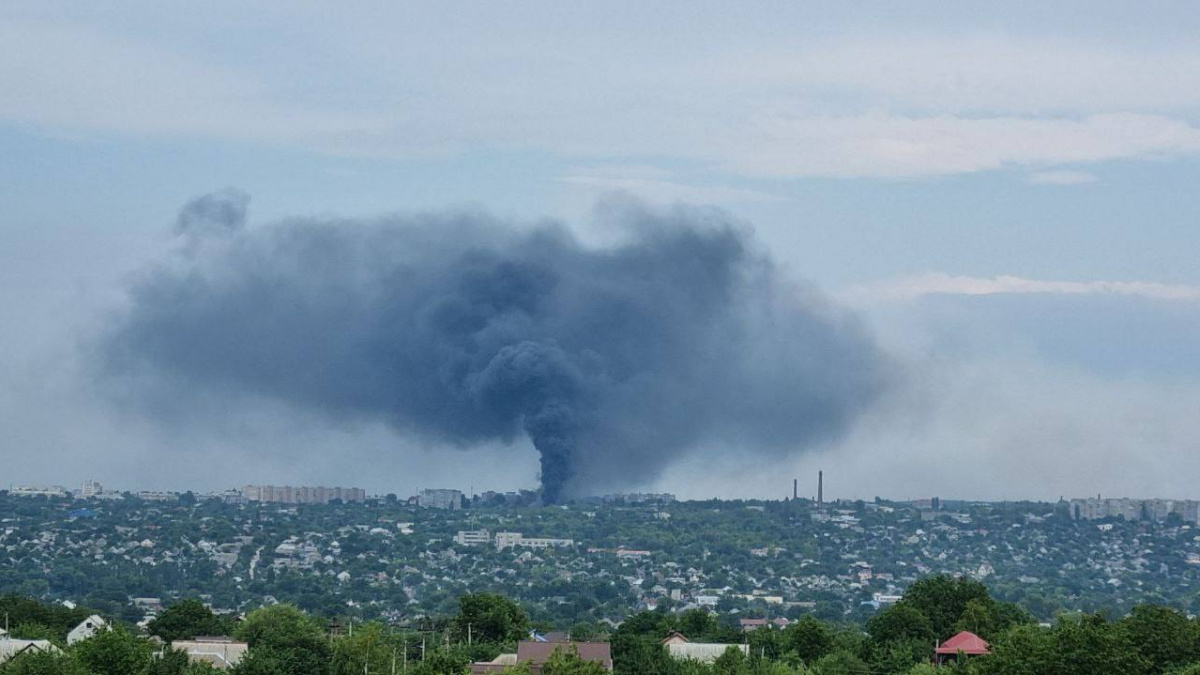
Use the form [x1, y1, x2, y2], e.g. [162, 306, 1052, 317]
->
[100, 193, 891, 502]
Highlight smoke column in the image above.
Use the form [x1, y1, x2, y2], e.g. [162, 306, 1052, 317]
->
[99, 192, 891, 502]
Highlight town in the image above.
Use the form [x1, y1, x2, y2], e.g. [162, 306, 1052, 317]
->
[4, 481, 1200, 632]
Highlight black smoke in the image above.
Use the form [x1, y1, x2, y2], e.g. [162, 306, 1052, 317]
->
[100, 193, 891, 502]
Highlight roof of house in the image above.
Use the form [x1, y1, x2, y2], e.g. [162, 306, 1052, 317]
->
[936, 631, 991, 655]
[516, 641, 612, 666]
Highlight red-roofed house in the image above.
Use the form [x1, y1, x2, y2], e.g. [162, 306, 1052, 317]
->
[934, 631, 990, 665]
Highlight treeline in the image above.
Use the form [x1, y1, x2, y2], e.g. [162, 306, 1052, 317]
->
[8, 578, 1200, 674]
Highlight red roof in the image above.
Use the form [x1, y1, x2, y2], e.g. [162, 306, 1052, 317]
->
[935, 631, 990, 655]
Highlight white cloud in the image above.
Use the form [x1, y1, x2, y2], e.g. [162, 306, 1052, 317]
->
[5, 11, 1200, 179]
[1028, 170, 1099, 185]
[726, 36, 1200, 115]
[720, 113, 1200, 178]
[558, 167, 781, 205]
[839, 273, 1200, 304]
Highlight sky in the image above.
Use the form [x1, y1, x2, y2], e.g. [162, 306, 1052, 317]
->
[2, 1, 1199, 501]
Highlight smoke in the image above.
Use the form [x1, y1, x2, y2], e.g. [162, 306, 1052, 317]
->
[99, 192, 891, 502]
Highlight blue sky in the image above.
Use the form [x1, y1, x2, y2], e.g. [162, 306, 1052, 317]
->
[3, 1, 1200, 499]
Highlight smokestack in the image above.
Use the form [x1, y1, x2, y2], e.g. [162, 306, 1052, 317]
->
[818, 470, 824, 509]
[793, 478, 798, 500]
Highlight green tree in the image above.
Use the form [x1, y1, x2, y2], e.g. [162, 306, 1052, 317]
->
[899, 576, 990, 640]
[452, 594, 530, 646]
[1053, 613, 1148, 675]
[72, 624, 154, 675]
[973, 624, 1056, 675]
[541, 646, 608, 675]
[234, 605, 330, 675]
[1123, 605, 1200, 675]
[868, 605, 935, 645]
[810, 650, 869, 675]
[148, 599, 230, 642]
[784, 616, 834, 664]
[0, 650, 91, 675]
[330, 623, 396, 675]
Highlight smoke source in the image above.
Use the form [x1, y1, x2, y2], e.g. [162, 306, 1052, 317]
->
[100, 193, 891, 502]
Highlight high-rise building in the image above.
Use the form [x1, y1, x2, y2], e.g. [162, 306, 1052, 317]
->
[81, 480, 103, 499]
[241, 485, 366, 505]
[418, 488, 464, 510]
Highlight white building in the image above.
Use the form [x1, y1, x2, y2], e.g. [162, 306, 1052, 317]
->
[455, 530, 491, 546]
[80, 480, 104, 499]
[67, 615, 107, 645]
[495, 532, 575, 550]
[8, 485, 68, 498]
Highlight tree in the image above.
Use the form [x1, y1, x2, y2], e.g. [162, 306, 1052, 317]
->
[1123, 605, 1200, 675]
[148, 599, 230, 642]
[868, 605, 935, 645]
[973, 624, 1056, 675]
[235, 605, 330, 675]
[0, 650, 91, 675]
[784, 616, 834, 664]
[330, 623, 396, 675]
[541, 646, 609, 675]
[811, 650, 869, 675]
[1053, 613, 1148, 675]
[899, 576, 990, 640]
[452, 594, 530, 645]
[72, 624, 154, 675]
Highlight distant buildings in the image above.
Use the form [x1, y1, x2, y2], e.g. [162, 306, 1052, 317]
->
[1070, 497, 1200, 524]
[80, 480, 103, 499]
[494, 532, 574, 550]
[241, 485, 365, 505]
[456, 530, 491, 546]
[418, 488, 464, 510]
[7, 485, 68, 498]
[600, 493, 675, 505]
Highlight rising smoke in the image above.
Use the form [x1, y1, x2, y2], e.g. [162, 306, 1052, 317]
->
[99, 192, 891, 502]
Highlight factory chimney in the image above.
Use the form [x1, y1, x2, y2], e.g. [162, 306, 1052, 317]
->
[818, 470, 824, 510]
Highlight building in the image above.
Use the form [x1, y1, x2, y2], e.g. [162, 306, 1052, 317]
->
[456, 530, 491, 546]
[0, 637, 60, 663]
[494, 532, 574, 550]
[662, 633, 749, 664]
[1069, 497, 1200, 524]
[472, 641, 612, 674]
[137, 491, 180, 502]
[418, 488, 464, 510]
[241, 485, 366, 505]
[7, 485, 68, 498]
[80, 480, 104, 499]
[67, 615, 107, 645]
[172, 637, 249, 669]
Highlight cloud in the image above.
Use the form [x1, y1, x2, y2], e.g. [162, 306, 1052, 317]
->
[1028, 170, 1099, 185]
[5, 11, 1200, 179]
[558, 166, 782, 205]
[840, 273, 1200, 304]
[721, 113, 1200, 178]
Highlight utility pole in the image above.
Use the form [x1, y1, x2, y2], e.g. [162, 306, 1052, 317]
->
[467, 623, 472, 646]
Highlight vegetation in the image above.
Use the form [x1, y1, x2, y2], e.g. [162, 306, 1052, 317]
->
[2, 582, 1200, 674]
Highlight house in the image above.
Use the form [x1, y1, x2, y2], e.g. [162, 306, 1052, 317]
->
[661, 633, 749, 663]
[172, 637, 249, 669]
[0, 638, 60, 664]
[471, 641, 612, 673]
[935, 631, 990, 665]
[68, 615, 108, 644]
